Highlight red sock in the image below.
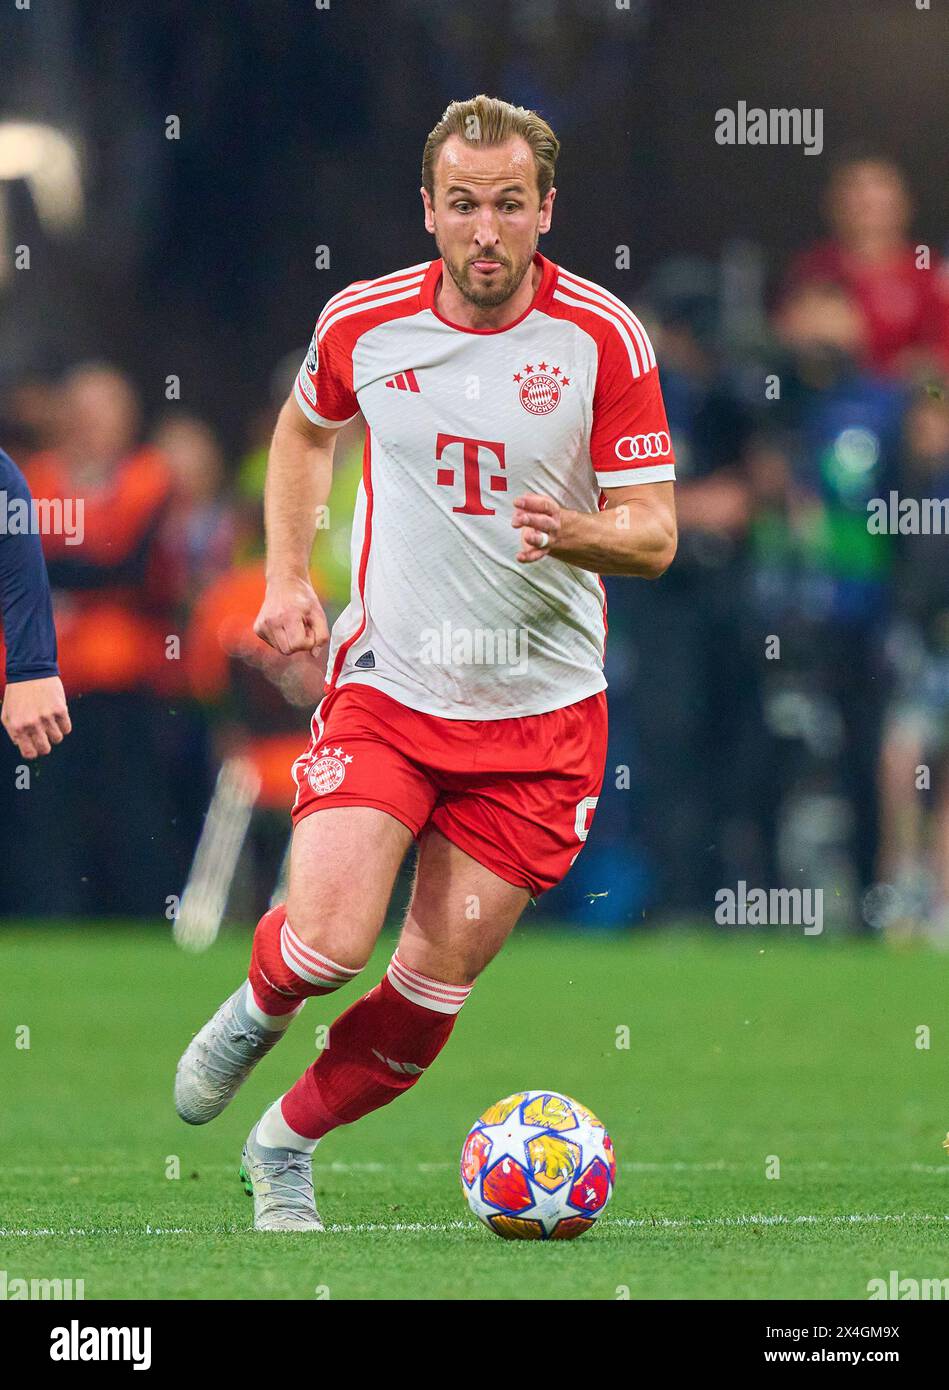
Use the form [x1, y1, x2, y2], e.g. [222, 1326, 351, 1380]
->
[248, 904, 362, 1016]
[280, 952, 472, 1139]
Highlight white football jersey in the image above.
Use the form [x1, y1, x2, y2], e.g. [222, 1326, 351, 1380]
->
[293, 253, 675, 719]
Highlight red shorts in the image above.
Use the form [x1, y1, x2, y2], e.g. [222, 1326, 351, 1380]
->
[290, 683, 608, 896]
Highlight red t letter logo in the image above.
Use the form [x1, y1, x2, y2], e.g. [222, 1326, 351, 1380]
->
[435, 434, 507, 515]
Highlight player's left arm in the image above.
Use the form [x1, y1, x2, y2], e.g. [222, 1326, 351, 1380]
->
[512, 481, 676, 577]
[512, 318, 677, 577]
[0, 449, 71, 757]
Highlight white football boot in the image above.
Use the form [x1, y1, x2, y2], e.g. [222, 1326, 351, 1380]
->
[174, 984, 294, 1125]
[239, 1123, 324, 1232]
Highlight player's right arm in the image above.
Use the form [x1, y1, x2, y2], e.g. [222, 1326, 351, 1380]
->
[253, 397, 338, 661]
[254, 306, 361, 661]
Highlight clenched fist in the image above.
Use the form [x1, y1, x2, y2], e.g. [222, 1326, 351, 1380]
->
[253, 575, 330, 661]
[2, 675, 72, 759]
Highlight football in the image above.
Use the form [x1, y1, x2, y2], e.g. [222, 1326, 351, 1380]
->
[460, 1090, 616, 1239]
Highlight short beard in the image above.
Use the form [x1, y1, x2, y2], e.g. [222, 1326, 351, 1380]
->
[438, 235, 538, 310]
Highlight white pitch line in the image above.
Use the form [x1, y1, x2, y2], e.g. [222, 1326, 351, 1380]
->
[629, 1212, 949, 1230]
[5, 1160, 948, 1176]
[329, 1212, 944, 1233]
[313, 1213, 949, 1234]
[1, 1213, 947, 1239]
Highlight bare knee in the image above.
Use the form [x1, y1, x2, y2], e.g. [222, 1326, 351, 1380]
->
[285, 806, 412, 969]
[283, 898, 377, 973]
[395, 913, 507, 987]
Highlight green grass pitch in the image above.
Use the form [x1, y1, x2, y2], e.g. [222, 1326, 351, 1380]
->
[1, 922, 947, 1300]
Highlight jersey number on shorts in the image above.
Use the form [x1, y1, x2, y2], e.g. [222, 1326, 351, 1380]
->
[570, 796, 599, 865]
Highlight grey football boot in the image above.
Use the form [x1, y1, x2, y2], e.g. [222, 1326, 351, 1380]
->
[174, 984, 297, 1125]
[239, 1122, 323, 1232]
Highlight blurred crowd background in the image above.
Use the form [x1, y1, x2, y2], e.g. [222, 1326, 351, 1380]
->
[1, 0, 948, 934]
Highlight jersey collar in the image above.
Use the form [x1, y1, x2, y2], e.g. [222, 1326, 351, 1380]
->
[420, 251, 557, 334]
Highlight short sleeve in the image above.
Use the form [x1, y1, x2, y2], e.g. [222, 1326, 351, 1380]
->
[590, 323, 675, 488]
[293, 301, 361, 429]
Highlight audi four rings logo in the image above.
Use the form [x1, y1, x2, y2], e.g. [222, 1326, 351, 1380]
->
[614, 431, 671, 461]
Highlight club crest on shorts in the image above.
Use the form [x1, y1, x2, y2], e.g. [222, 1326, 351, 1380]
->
[307, 744, 353, 796]
[513, 361, 570, 415]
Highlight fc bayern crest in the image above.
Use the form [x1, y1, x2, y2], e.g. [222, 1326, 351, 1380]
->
[513, 362, 570, 415]
[307, 744, 352, 796]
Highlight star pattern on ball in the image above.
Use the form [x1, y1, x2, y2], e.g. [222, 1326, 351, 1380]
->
[463, 1092, 614, 1239]
[477, 1113, 537, 1168]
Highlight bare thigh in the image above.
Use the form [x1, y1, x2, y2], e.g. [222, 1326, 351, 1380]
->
[287, 807, 414, 967]
[397, 825, 531, 986]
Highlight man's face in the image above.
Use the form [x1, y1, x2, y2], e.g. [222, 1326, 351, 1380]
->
[422, 135, 554, 308]
[62, 370, 139, 466]
[828, 161, 910, 242]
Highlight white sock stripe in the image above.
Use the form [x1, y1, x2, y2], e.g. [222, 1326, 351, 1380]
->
[283, 920, 362, 974]
[281, 936, 342, 987]
[280, 922, 361, 988]
[282, 936, 354, 989]
[389, 969, 470, 1005]
[389, 954, 470, 998]
[386, 969, 466, 1014]
[386, 955, 472, 1015]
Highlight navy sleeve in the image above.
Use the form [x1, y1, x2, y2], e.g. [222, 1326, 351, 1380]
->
[0, 449, 60, 683]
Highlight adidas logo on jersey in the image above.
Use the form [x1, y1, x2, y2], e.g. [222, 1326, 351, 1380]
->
[384, 370, 421, 392]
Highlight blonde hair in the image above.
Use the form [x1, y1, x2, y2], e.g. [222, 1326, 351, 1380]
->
[421, 95, 560, 203]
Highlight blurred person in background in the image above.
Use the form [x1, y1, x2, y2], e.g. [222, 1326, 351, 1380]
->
[589, 259, 755, 918]
[149, 411, 242, 870]
[152, 413, 238, 611]
[784, 156, 949, 380]
[877, 389, 949, 941]
[0, 373, 66, 460]
[744, 280, 908, 922]
[184, 500, 329, 922]
[0, 363, 183, 916]
[175, 364, 371, 921]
